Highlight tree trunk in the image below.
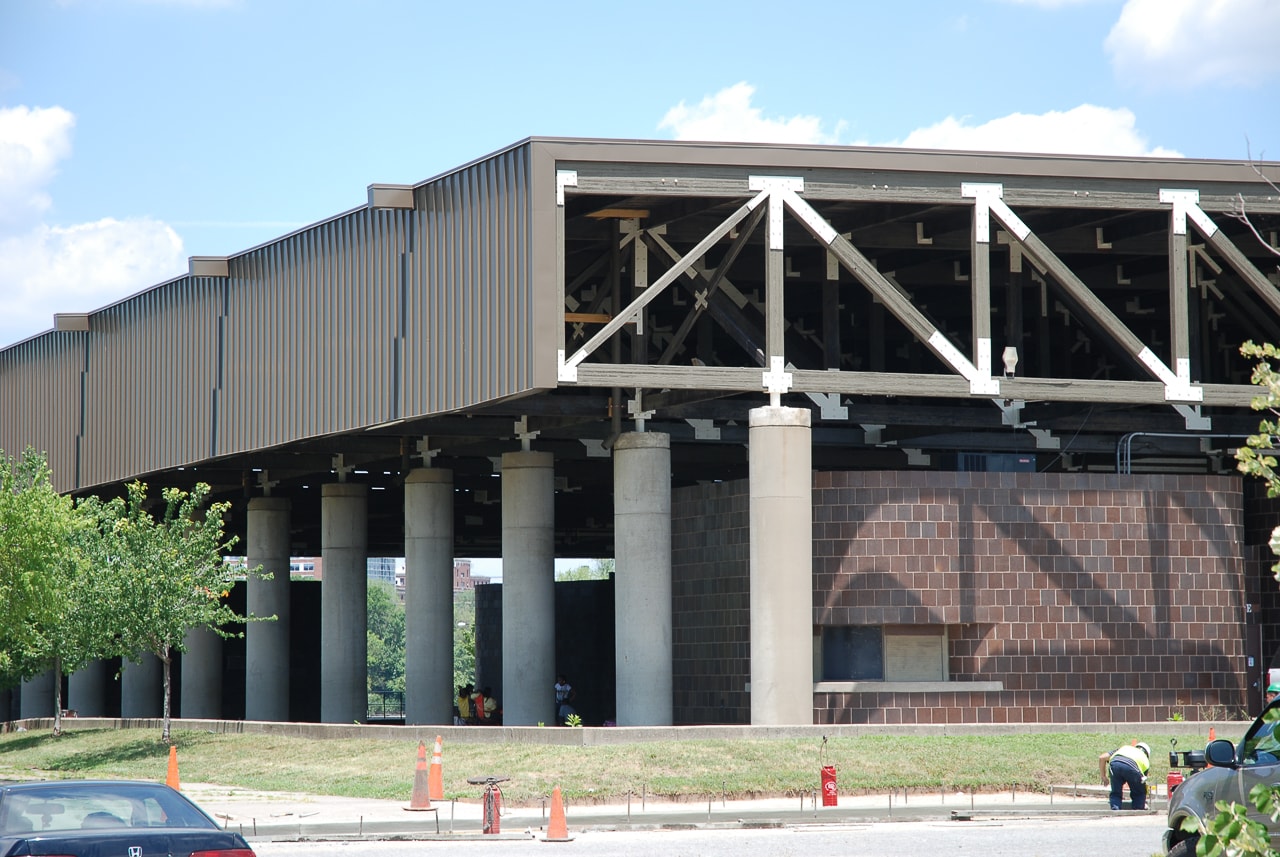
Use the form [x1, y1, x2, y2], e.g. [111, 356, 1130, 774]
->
[161, 647, 172, 744]
[52, 655, 63, 737]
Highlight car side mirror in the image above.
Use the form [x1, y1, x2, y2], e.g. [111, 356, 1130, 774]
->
[1206, 738, 1238, 768]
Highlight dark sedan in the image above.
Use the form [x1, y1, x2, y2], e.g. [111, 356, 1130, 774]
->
[0, 780, 254, 857]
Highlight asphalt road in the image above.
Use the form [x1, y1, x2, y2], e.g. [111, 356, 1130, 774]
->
[252, 813, 1167, 857]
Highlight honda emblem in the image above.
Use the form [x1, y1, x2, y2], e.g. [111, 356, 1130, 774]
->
[128, 847, 142, 857]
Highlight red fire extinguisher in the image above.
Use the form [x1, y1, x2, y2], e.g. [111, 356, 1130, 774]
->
[1167, 769, 1184, 794]
[820, 737, 837, 807]
[821, 765, 838, 806]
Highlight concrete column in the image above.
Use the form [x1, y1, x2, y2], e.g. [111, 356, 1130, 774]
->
[748, 406, 813, 725]
[19, 670, 56, 719]
[246, 497, 292, 721]
[181, 626, 222, 719]
[501, 451, 555, 726]
[614, 432, 673, 726]
[68, 660, 109, 717]
[404, 468, 455, 725]
[321, 483, 368, 724]
[121, 654, 163, 719]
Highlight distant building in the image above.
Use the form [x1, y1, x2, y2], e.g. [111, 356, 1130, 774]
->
[453, 559, 491, 592]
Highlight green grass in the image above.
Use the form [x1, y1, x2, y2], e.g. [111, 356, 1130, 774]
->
[0, 728, 1208, 805]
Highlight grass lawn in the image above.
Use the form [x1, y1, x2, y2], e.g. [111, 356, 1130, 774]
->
[0, 727, 1218, 805]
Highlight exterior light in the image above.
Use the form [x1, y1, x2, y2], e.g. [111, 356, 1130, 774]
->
[1002, 346, 1019, 378]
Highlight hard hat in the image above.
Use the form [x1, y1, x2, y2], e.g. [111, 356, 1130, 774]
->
[1268, 683, 1280, 693]
[1136, 742, 1151, 757]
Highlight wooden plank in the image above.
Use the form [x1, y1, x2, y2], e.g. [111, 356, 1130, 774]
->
[565, 362, 1260, 407]
[564, 312, 613, 324]
[585, 208, 650, 219]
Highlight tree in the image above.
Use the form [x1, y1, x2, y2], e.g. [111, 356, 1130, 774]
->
[82, 481, 259, 742]
[554, 558, 614, 581]
[1238, 341, 1280, 579]
[367, 581, 405, 693]
[453, 588, 475, 691]
[0, 448, 96, 737]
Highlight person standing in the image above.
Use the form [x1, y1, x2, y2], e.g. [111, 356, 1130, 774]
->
[1104, 742, 1151, 810]
[554, 675, 576, 723]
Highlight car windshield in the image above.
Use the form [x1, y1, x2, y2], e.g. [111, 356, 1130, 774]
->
[0, 783, 215, 835]
[1240, 705, 1280, 767]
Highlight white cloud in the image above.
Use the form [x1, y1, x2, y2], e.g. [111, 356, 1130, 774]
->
[658, 85, 1177, 158]
[659, 82, 846, 145]
[0, 105, 186, 348]
[1106, 0, 1280, 87]
[893, 105, 1181, 157]
[1001, 0, 1111, 7]
[0, 106, 74, 230]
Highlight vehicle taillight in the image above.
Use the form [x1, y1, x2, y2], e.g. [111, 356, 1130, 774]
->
[190, 851, 256, 857]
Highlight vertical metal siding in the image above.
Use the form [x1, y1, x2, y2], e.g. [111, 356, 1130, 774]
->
[79, 279, 222, 488]
[0, 334, 87, 493]
[218, 207, 408, 452]
[402, 144, 535, 416]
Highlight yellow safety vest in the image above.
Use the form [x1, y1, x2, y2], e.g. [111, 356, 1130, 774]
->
[1111, 745, 1149, 773]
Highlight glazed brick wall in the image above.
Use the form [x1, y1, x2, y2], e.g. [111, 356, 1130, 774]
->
[671, 480, 751, 725]
[673, 470, 1249, 725]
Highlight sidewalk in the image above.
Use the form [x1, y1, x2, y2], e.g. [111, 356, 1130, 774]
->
[182, 782, 1151, 842]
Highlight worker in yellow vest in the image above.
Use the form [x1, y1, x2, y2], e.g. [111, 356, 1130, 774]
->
[1104, 742, 1151, 810]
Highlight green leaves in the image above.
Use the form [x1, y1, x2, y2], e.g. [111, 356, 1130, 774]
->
[1, 450, 266, 740]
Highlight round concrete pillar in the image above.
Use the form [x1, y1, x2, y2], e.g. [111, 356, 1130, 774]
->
[404, 468, 455, 725]
[500, 451, 555, 726]
[68, 660, 108, 717]
[321, 483, 368, 724]
[748, 406, 813, 725]
[121, 654, 163, 719]
[246, 496, 292, 721]
[19, 670, 55, 719]
[614, 432, 673, 726]
[181, 626, 222, 719]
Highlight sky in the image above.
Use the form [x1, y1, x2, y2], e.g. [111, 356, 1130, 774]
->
[1, 0, 1278, 353]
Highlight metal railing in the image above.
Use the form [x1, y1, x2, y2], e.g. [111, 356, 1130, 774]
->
[367, 690, 405, 721]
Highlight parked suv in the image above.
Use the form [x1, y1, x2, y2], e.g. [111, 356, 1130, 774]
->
[1165, 702, 1280, 856]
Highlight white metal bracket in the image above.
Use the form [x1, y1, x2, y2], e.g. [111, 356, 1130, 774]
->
[556, 170, 578, 205]
[1175, 404, 1213, 431]
[558, 349, 578, 383]
[686, 418, 721, 440]
[1160, 189, 1219, 237]
[762, 355, 794, 405]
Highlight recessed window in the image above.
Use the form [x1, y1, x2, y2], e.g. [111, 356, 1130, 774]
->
[821, 625, 947, 681]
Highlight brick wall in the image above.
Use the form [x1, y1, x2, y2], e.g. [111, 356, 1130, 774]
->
[673, 471, 1249, 725]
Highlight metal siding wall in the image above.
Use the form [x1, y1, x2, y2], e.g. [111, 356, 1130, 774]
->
[402, 146, 535, 415]
[0, 335, 87, 493]
[79, 279, 222, 487]
[218, 208, 407, 452]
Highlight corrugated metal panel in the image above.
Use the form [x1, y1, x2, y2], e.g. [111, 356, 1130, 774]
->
[78, 278, 222, 488]
[0, 333, 87, 493]
[403, 144, 536, 415]
[217, 207, 408, 452]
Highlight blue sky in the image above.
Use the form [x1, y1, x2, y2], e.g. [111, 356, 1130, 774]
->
[1, 0, 1279, 350]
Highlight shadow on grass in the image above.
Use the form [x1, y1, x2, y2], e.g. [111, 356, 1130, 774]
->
[0, 729, 173, 775]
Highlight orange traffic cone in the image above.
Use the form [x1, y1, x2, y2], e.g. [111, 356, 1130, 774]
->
[406, 741, 433, 810]
[1209, 727, 1216, 741]
[544, 785, 572, 841]
[428, 735, 444, 801]
[165, 745, 180, 791]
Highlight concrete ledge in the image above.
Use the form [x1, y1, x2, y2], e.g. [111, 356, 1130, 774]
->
[814, 681, 1005, 694]
[1, 717, 1244, 744]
